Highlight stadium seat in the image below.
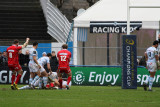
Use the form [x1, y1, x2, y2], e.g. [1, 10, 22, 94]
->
[0, 0, 52, 41]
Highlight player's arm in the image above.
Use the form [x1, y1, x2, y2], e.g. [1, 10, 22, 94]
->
[47, 63, 52, 74]
[22, 38, 30, 48]
[144, 52, 148, 62]
[155, 51, 159, 66]
[33, 55, 41, 68]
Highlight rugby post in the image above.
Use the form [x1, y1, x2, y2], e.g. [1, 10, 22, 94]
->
[122, 35, 137, 89]
[124, 0, 160, 89]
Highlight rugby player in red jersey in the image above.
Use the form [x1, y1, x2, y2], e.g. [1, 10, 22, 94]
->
[57, 44, 72, 89]
[6, 38, 30, 90]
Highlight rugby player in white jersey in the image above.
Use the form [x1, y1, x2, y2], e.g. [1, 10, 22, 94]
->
[19, 72, 71, 90]
[143, 40, 159, 91]
[28, 42, 41, 87]
[37, 52, 52, 89]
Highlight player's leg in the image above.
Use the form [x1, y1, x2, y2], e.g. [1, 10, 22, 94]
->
[29, 72, 35, 85]
[57, 69, 63, 89]
[30, 64, 42, 87]
[14, 64, 23, 89]
[11, 70, 16, 90]
[19, 85, 30, 90]
[143, 62, 150, 91]
[66, 69, 72, 89]
[38, 76, 43, 89]
[28, 63, 35, 85]
[54, 79, 59, 87]
[41, 70, 48, 89]
[31, 70, 41, 87]
[13, 69, 23, 89]
[148, 72, 156, 91]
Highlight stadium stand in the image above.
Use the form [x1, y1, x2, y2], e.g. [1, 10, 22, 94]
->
[0, 0, 53, 42]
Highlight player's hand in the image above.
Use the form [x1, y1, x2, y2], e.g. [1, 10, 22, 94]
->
[26, 38, 30, 42]
[38, 64, 41, 69]
[50, 71, 52, 75]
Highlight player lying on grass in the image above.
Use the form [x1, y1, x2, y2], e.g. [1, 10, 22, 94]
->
[19, 72, 71, 90]
[30, 52, 52, 89]
[7, 38, 30, 90]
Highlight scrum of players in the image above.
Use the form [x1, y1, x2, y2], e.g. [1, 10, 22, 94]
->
[7, 38, 72, 90]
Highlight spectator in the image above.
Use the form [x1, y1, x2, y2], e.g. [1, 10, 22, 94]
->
[0, 52, 3, 66]
[50, 51, 58, 72]
[19, 50, 25, 66]
[2, 51, 8, 66]
[24, 50, 30, 66]
[139, 56, 146, 66]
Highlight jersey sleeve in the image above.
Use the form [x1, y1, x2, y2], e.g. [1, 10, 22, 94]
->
[47, 57, 50, 63]
[69, 52, 71, 58]
[16, 46, 22, 50]
[33, 51, 37, 56]
[155, 50, 158, 55]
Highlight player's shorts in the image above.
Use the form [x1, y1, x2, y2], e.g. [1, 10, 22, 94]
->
[8, 64, 22, 71]
[28, 62, 45, 73]
[58, 67, 71, 74]
[147, 62, 157, 72]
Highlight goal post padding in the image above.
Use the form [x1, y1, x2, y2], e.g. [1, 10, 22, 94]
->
[122, 35, 137, 89]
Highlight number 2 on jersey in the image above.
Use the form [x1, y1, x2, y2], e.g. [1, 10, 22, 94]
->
[60, 56, 66, 61]
[9, 52, 12, 58]
[148, 52, 151, 57]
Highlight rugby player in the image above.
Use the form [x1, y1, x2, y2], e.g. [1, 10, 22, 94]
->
[36, 52, 52, 89]
[6, 38, 30, 90]
[57, 44, 72, 89]
[19, 72, 71, 90]
[28, 42, 41, 87]
[143, 40, 159, 91]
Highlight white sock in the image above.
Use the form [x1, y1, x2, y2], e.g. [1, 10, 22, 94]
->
[43, 77, 48, 88]
[145, 76, 150, 84]
[29, 78, 33, 85]
[149, 77, 154, 90]
[19, 85, 30, 90]
[31, 76, 40, 85]
[39, 77, 43, 89]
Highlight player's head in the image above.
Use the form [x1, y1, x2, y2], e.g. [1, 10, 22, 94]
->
[51, 51, 56, 56]
[62, 44, 68, 49]
[153, 40, 159, 48]
[47, 53, 52, 59]
[33, 42, 38, 49]
[42, 52, 47, 56]
[13, 39, 19, 46]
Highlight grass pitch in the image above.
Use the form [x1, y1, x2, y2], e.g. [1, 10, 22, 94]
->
[0, 85, 160, 107]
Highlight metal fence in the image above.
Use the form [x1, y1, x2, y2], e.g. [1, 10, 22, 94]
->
[0, 46, 147, 67]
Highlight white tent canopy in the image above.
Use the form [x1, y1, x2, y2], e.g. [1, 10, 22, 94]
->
[73, 0, 160, 65]
[74, 0, 160, 28]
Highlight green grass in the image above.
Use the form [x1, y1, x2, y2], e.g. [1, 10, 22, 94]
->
[0, 85, 160, 107]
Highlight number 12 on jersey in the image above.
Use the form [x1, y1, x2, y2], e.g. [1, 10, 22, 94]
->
[60, 56, 66, 61]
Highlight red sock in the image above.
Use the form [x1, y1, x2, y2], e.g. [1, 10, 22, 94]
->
[11, 75, 16, 85]
[59, 79, 62, 88]
[15, 74, 22, 84]
[67, 76, 72, 85]
[50, 83, 54, 87]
